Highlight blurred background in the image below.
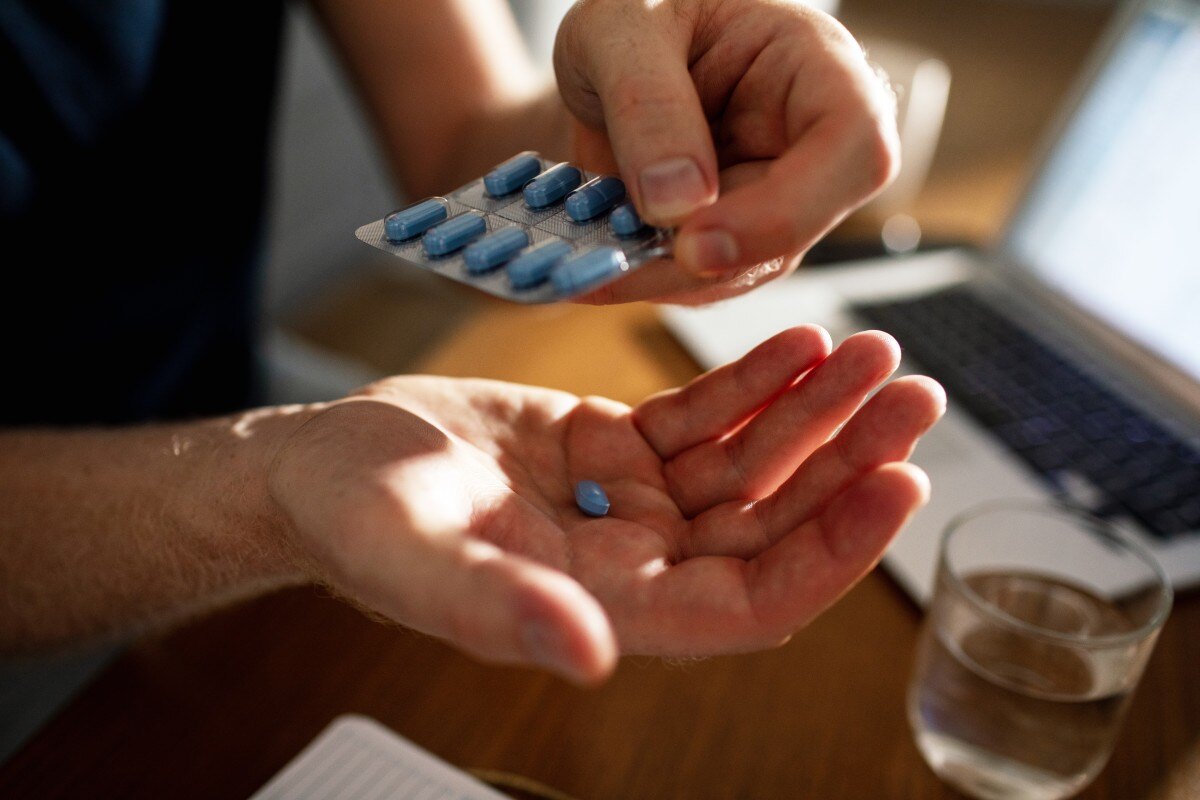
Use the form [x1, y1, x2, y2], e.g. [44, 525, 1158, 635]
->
[262, 0, 1119, 403]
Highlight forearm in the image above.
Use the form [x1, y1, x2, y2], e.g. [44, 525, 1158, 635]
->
[312, 0, 570, 197]
[440, 87, 571, 191]
[0, 405, 318, 654]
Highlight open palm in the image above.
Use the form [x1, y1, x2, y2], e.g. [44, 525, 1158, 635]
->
[270, 327, 943, 683]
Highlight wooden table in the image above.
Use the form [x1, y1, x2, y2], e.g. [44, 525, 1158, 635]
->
[2, 301, 1198, 799]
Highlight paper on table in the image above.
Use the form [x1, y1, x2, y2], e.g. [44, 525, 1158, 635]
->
[251, 714, 509, 800]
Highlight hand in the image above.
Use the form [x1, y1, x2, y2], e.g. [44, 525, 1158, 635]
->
[268, 328, 943, 684]
[554, 0, 898, 304]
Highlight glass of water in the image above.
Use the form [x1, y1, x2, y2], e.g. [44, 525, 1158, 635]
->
[907, 500, 1172, 800]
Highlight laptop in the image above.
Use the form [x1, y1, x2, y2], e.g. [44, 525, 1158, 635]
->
[660, 0, 1200, 604]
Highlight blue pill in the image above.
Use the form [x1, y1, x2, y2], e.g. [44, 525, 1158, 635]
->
[575, 480, 610, 517]
[609, 201, 646, 237]
[524, 163, 583, 209]
[551, 247, 627, 295]
[423, 211, 487, 256]
[484, 152, 542, 197]
[464, 227, 529, 274]
[507, 239, 573, 289]
[385, 198, 448, 242]
[565, 176, 626, 222]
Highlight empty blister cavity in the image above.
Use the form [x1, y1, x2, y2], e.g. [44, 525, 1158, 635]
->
[424, 211, 487, 256]
[566, 176, 626, 222]
[610, 201, 646, 237]
[507, 239, 573, 289]
[385, 198, 449, 242]
[464, 227, 529, 274]
[524, 163, 582, 209]
[552, 246, 627, 295]
[484, 152, 542, 197]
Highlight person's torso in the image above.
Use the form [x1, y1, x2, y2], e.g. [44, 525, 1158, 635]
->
[0, 0, 285, 425]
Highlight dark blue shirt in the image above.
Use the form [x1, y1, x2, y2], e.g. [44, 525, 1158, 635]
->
[1, 0, 284, 425]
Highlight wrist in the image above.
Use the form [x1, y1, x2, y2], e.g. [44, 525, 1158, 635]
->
[188, 403, 328, 588]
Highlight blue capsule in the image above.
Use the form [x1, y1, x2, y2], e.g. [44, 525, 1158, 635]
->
[385, 198, 448, 242]
[507, 239, 573, 289]
[609, 201, 646, 237]
[551, 247, 627, 295]
[565, 176, 626, 222]
[483, 152, 542, 197]
[423, 211, 487, 256]
[574, 480, 610, 517]
[464, 227, 530, 274]
[524, 163, 583, 209]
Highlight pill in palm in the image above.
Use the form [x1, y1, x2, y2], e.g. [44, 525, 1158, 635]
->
[574, 480, 610, 517]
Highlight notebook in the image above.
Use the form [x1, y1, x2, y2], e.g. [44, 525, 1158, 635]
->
[251, 715, 508, 800]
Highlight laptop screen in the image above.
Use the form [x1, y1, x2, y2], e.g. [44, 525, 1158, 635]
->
[1006, 0, 1200, 383]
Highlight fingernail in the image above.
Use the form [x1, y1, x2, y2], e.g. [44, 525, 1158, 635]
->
[521, 619, 578, 681]
[638, 157, 714, 224]
[676, 229, 740, 276]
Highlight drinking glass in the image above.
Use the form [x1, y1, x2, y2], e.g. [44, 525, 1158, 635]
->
[907, 500, 1172, 800]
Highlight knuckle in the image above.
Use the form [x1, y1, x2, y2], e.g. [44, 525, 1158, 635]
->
[859, 113, 901, 194]
[605, 75, 681, 122]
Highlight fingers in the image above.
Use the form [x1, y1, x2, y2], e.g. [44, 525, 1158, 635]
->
[755, 376, 945, 541]
[554, 3, 718, 226]
[433, 540, 618, 684]
[684, 375, 945, 558]
[675, 23, 899, 276]
[632, 325, 832, 459]
[665, 331, 900, 518]
[746, 463, 930, 634]
[614, 463, 929, 656]
[352, 521, 618, 685]
[678, 114, 896, 276]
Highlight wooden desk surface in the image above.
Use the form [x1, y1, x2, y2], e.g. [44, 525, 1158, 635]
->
[2, 302, 1199, 799]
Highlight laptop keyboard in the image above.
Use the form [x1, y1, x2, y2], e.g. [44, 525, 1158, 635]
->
[855, 287, 1200, 538]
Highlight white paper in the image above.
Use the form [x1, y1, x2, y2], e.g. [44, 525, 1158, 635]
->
[251, 715, 509, 800]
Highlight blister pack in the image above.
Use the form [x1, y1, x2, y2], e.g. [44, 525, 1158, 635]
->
[354, 152, 673, 303]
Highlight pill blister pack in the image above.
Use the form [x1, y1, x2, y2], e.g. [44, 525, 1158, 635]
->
[354, 152, 673, 303]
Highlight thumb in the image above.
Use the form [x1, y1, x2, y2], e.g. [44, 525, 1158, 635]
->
[556, 7, 718, 227]
[434, 540, 618, 685]
[350, 528, 618, 685]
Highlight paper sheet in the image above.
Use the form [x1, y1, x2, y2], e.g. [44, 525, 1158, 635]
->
[251, 715, 509, 800]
